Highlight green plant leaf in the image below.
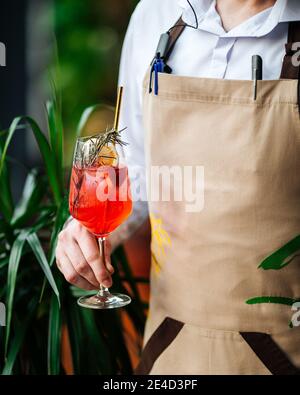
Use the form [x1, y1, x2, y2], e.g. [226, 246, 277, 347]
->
[38, 198, 67, 303]
[48, 196, 70, 266]
[2, 298, 38, 375]
[10, 169, 46, 228]
[258, 235, 300, 270]
[64, 296, 84, 374]
[47, 291, 62, 375]
[0, 255, 9, 269]
[0, 243, 33, 271]
[0, 117, 21, 177]
[33, 207, 56, 232]
[5, 229, 31, 355]
[25, 116, 63, 206]
[0, 217, 14, 246]
[0, 116, 63, 206]
[46, 100, 64, 187]
[27, 232, 60, 305]
[94, 308, 132, 374]
[64, 294, 113, 374]
[0, 142, 14, 221]
[79, 308, 113, 374]
[246, 296, 300, 306]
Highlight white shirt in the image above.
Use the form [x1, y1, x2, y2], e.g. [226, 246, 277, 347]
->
[115, 0, 300, 243]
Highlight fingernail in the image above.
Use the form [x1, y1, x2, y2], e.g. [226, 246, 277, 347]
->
[102, 276, 112, 288]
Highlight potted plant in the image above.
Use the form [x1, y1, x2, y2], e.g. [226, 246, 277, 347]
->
[0, 89, 146, 375]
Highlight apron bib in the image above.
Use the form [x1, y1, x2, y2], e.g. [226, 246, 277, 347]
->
[136, 19, 300, 375]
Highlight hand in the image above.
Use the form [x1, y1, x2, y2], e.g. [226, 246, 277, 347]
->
[55, 218, 114, 290]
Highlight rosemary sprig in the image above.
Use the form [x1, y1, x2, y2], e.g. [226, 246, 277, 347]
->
[72, 167, 84, 210]
[79, 126, 127, 167]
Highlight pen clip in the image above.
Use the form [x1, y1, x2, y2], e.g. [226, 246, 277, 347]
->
[149, 63, 154, 94]
[154, 62, 159, 95]
[252, 55, 263, 101]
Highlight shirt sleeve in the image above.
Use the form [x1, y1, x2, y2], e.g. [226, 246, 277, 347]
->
[110, 4, 149, 249]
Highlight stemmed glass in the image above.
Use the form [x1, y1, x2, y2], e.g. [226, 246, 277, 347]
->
[69, 87, 132, 309]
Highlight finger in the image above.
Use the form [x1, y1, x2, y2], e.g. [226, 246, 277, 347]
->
[76, 230, 112, 288]
[64, 241, 100, 287]
[56, 253, 97, 290]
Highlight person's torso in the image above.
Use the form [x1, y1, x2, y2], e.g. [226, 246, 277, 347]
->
[135, 2, 300, 374]
[131, 0, 300, 106]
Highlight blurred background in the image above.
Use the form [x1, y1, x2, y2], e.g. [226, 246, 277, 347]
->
[0, 0, 139, 199]
[0, 0, 151, 375]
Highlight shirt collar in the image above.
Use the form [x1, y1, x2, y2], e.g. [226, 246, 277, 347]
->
[178, 0, 300, 38]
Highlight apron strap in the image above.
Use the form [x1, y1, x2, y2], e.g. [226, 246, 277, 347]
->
[280, 21, 300, 79]
[280, 21, 300, 115]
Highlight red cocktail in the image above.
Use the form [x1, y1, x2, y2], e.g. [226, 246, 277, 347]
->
[69, 165, 132, 237]
[69, 126, 133, 309]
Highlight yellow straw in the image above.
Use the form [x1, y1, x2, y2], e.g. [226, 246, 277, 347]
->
[113, 86, 123, 131]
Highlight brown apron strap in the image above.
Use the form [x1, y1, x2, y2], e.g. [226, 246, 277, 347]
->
[164, 17, 187, 64]
[280, 21, 300, 79]
[240, 332, 300, 375]
[134, 317, 184, 375]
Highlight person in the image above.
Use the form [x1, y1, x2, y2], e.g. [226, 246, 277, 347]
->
[56, 0, 300, 374]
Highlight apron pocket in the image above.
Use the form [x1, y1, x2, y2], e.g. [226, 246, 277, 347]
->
[240, 332, 300, 375]
[135, 317, 184, 375]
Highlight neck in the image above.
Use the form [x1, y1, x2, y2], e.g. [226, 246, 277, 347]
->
[216, 0, 277, 31]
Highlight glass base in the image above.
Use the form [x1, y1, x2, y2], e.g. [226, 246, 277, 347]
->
[77, 289, 131, 309]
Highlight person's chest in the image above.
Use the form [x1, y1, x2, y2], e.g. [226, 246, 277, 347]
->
[132, 0, 293, 105]
[168, 22, 289, 80]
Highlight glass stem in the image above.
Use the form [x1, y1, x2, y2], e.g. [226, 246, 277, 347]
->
[97, 237, 110, 297]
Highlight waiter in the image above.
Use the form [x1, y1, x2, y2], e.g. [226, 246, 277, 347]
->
[56, 0, 300, 374]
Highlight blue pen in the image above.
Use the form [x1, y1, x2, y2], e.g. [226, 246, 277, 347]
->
[149, 32, 170, 94]
[154, 52, 164, 95]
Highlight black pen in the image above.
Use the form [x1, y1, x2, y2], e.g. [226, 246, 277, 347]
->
[252, 55, 263, 100]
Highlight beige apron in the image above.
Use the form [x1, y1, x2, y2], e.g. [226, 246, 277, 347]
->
[135, 20, 300, 375]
